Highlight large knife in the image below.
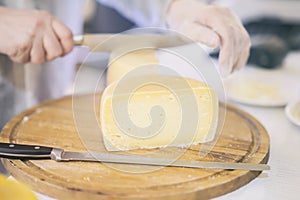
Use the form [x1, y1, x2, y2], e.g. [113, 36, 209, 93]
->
[73, 34, 190, 52]
[0, 142, 270, 171]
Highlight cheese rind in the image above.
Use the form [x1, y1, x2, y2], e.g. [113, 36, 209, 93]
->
[100, 76, 218, 151]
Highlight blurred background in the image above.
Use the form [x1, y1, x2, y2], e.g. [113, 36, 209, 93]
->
[0, 1, 300, 200]
[0, 0, 300, 174]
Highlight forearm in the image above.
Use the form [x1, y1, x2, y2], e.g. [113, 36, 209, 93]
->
[97, 0, 172, 27]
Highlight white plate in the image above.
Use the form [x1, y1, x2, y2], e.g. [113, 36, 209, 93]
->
[224, 67, 296, 107]
[285, 100, 300, 127]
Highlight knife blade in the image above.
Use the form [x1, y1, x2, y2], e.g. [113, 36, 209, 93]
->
[0, 142, 270, 171]
[73, 34, 190, 52]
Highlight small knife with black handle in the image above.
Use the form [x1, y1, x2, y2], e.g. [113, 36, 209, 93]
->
[0, 142, 270, 171]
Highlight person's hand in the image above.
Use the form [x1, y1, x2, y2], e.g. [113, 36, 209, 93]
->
[0, 7, 74, 64]
[166, 0, 251, 77]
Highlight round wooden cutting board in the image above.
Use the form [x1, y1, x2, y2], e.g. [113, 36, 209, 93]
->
[0, 95, 270, 200]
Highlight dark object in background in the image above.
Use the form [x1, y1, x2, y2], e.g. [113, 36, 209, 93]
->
[247, 35, 288, 69]
[210, 18, 300, 69]
[245, 18, 300, 51]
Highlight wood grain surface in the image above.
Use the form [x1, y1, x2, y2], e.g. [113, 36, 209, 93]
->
[0, 95, 270, 199]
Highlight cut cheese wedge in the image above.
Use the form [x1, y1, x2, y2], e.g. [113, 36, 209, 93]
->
[0, 175, 37, 200]
[107, 49, 159, 85]
[100, 76, 218, 151]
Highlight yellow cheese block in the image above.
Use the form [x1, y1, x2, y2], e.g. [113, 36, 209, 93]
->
[100, 76, 218, 151]
[106, 49, 159, 85]
[0, 175, 37, 200]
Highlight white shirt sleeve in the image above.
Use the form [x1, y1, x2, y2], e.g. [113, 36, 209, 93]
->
[96, 0, 173, 27]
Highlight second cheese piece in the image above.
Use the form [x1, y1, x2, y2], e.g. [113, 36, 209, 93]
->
[106, 49, 159, 85]
[100, 76, 218, 151]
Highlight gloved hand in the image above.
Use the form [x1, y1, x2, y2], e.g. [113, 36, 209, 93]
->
[166, 0, 251, 77]
[0, 7, 74, 64]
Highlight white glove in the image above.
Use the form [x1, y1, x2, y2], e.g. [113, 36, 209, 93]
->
[0, 7, 74, 64]
[166, 0, 251, 77]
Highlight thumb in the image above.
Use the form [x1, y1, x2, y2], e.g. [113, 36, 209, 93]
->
[178, 21, 220, 48]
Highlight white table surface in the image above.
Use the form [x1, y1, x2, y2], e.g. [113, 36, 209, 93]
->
[218, 52, 300, 200]
[10, 51, 300, 200]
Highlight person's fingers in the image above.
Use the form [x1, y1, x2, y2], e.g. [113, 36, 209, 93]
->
[232, 46, 250, 72]
[9, 54, 29, 63]
[218, 38, 235, 77]
[178, 21, 220, 48]
[30, 36, 46, 64]
[232, 29, 251, 72]
[9, 51, 30, 63]
[43, 30, 63, 61]
[9, 41, 32, 63]
[194, 6, 250, 76]
[218, 29, 250, 76]
[180, 18, 236, 77]
[52, 19, 74, 55]
[222, 24, 250, 73]
[198, 23, 237, 75]
[209, 20, 236, 76]
[167, 2, 251, 77]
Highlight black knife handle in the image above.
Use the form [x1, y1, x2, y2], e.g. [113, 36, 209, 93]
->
[0, 142, 52, 160]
